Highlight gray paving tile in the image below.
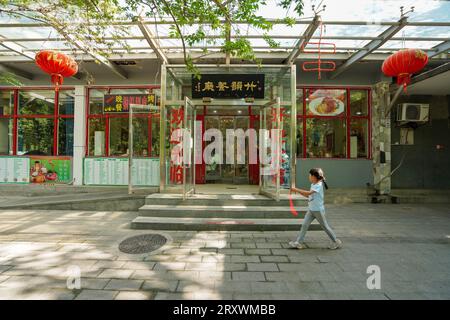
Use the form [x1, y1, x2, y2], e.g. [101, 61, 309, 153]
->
[115, 291, 154, 300]
[214, 280, 252, 293]
[247, 263, 279, 272]
[232, 272, 266, 281]
[104, 279, 143, 291]
[251, 281, 289, 293]
[142, 280, 178, 292]
[75, 289, 118, 300]
[230, 256, 260, 263]
[97, 269, 134, 279]
[260, 255, 289, 263]
[80, 278, 110, 290]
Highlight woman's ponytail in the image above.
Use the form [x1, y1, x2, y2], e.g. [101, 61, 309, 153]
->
[322, 177, 329, 190]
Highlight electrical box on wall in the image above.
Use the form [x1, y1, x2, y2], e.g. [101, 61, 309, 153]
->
[399, 128, 414, 145]
[397, 103, 429, 122]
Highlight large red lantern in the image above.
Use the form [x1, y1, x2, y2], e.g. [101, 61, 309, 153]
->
[382, 49, 428, 92]
[35, 50, 78, 91]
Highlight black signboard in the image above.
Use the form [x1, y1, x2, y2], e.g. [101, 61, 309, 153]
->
[192, 74, 265, 99]
[103, 94, 156, 113]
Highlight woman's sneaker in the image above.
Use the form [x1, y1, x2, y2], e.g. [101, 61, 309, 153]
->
[328, 239, 342, 250]
[289, 241, 307, 249]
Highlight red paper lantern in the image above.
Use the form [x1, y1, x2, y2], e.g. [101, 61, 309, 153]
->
[382, 49, 428, 92]
[35, 50, 78, 91]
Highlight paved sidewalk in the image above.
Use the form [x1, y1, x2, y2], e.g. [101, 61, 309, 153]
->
[0, 203, 449, 300]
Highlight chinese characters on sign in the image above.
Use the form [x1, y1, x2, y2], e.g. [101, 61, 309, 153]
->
[103, 94, 157, 113]
[270, 107, 290, 188]
[169, 108, 184, 184]
[192, 74, 265, 99]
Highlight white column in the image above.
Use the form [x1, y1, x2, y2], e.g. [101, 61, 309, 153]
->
[73, 85, 86, 186]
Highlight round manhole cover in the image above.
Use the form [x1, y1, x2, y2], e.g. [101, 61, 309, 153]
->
[118, 234, 168, 254]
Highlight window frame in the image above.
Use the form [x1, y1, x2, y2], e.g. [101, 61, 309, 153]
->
[85, 85, 161, 158]
[297, 86, 371, 160]
[0, 87, 75, 156]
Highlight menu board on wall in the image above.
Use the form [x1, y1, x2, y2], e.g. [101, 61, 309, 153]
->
[84, 158, 159, 186]
[0, 157, 30, 184]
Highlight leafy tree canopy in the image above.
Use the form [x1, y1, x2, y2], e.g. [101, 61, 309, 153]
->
[0, 0, 304, 78]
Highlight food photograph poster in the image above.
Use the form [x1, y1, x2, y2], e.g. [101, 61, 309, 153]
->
[306, 89, 346, 116]
[29, 156, 72, 184]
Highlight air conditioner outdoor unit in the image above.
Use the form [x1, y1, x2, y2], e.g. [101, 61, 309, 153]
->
[396, 103, 429, 122]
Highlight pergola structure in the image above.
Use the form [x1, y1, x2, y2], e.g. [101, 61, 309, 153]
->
[0, 14, 449, 87]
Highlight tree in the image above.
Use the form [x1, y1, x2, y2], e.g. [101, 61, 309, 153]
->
[0, 0, 304, 79]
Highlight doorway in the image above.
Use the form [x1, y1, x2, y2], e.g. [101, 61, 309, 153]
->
[204, 106, 251, 184]
[159, 64, 297, 200]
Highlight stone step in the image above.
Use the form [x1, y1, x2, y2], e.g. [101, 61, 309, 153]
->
[144, 193, 308, 206]
[138, 205, 307, 218]
[131, 216, 321, 231]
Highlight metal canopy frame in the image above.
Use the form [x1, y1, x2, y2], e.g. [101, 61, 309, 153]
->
[284, 15, 321, 65]
[0, 19, 448, 59]
[0, 16, 448, 79]
[330, 16, 409, 79]
[136, 16, 169, 65]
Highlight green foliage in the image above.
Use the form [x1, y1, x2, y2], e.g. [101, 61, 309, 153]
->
[0, 72, 23, 86]
[0, 0, 304, 77]
[263, 34, 280, 48]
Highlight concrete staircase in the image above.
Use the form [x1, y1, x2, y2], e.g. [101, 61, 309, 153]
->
[131, 193, 319, 231]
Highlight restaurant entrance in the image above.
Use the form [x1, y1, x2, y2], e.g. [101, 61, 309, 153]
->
[159, 65, 296, 200]
[204, 106, 252, 185]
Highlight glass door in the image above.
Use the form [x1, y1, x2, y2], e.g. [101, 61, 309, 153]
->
[234, 116, 250, 184]
[221, 116, 235, 184]
[259, 97, 282, 201]
[183, 97, 195, 199]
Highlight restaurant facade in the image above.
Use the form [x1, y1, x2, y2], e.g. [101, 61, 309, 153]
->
[0, 61, 386, 199]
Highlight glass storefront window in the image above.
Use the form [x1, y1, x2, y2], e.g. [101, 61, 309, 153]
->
[305, 118, 346, 158]
[109, 117, 149, 157]
[17, 118, 54, 155]
[87, 87, 160, 158]
[88, 118, 106, 156]
[296, 121, 303, 158]
[1, 89, 74, 157]
[88, 89, 105, 114]
[0, 90, 13, 115]
[151, 116, 160, 157]
[58, 90, 75, 115]
[350, 90, 369, 116]
[59, 118, 74, 156]
[350, 119, 369, 158]
[19, 90, 55, 115]
[297, 87, 370, 159]
[305, 89, 346, 116]
[296, 89, 303, 115]
[282, 110, 291, 158]
[0, 118, 13, 155]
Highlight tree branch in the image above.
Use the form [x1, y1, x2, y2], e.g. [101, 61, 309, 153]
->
[156, 0, 188, 64]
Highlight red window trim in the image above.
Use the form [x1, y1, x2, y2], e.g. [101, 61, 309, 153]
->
[297, 86, 372, 160]
[85, 85, 161, 157]
[0, 87, 75, 156]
